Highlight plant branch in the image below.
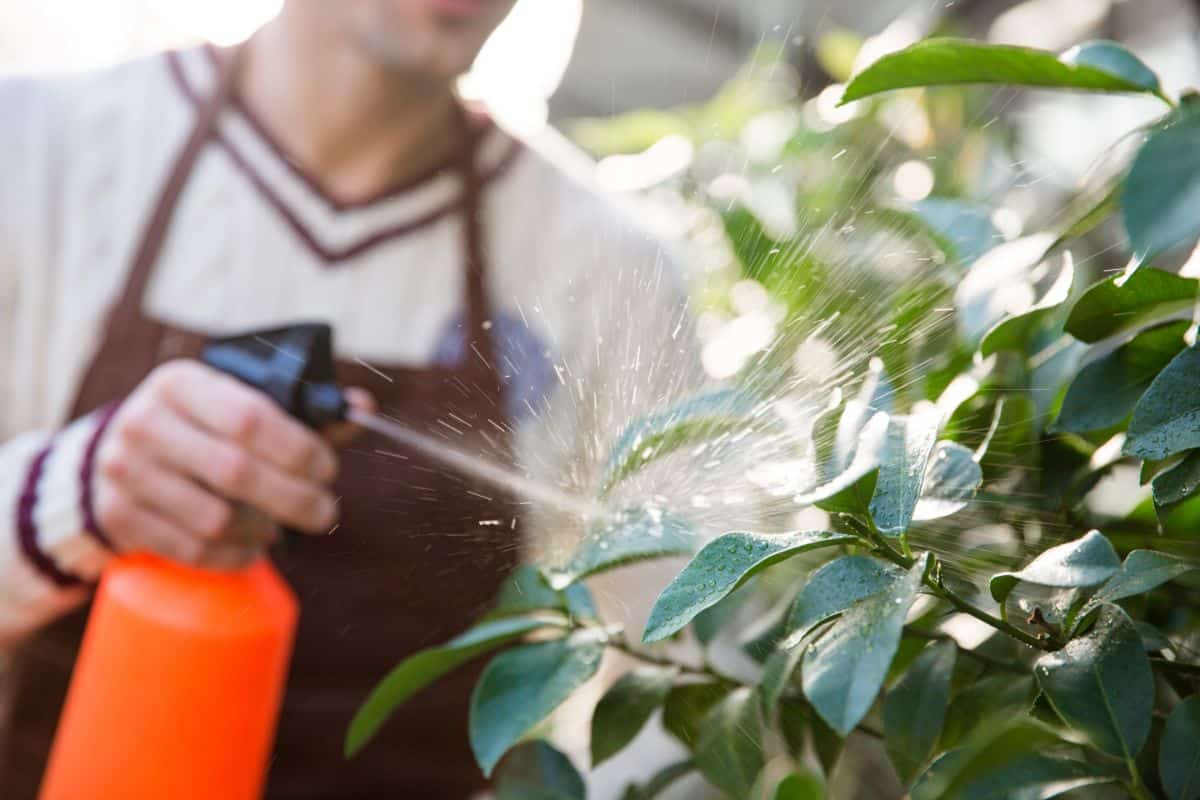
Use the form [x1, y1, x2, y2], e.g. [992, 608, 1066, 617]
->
[851, 516, 1055, 651]
[603, 631, 742, 686]
[1150, 656, 1200, 677]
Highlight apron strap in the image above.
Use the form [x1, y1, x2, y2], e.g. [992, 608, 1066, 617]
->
[106, 46, 245, 327]
[456, 110, 501, 390]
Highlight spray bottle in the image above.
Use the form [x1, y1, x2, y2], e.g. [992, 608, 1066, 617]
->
[38, 324, 350, 800]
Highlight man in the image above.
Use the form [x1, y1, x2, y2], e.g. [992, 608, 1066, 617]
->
[0, 1, 691, 796]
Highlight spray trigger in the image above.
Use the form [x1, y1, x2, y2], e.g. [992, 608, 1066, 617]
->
[201, 323, 348, 429]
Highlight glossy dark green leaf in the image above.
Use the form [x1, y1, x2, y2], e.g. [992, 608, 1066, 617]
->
[1096, 549, 1199, 605]
[914, 751, 1115, 800]
[803, 554, 929, 736]
[601, 388, 760, 495]
[841, 38, 1165, 104]
[494, 740, 586, 800]
[1160, 695, 1200, 800]
[590, 666, 676, 767]
[642, 529, 855, 643]
[1124, 106, 1200, 262]
[772, 770, 825, 800]
[492, 565, 598, 620]
[1052, 321, 1189, 433]
[1154, 449, 1200, 509]
[940, 674, 1036, 750]
[694, 688, 765, 798]
[346, 614, 564, 757]
[1034, 604, 1153, 758]
[870, 412, 940, 536]
[662, 682, 732, 748]
[979, 256, 1073, 357]
[913, 441, 983, 521]
[619, 760, 695, 800]
[759, 641, 805, 714]
[470, 629, 607, 775]
[1065, 267, 1198, 343]
[883, 640, 956, 784]
[912, 716, 1069, 800]
[784, 555, 905, 643]
[545, 507, 695, 590]
[691, 581, 754, 646]
[990, 530, 1120, 604]
[1125, 346, 1200, 460]
[798, 411, 888, 514]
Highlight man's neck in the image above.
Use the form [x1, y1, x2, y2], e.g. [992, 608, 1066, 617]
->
[239, 14, 462, 204]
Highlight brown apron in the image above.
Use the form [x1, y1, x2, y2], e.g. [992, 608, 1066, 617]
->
[2, 45, 520, 799]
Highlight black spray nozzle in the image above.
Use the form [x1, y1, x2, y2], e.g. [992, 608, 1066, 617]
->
[201, 323, 348, 429]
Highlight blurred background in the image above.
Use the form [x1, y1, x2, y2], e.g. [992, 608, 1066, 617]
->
[5, 1, 1200, 797]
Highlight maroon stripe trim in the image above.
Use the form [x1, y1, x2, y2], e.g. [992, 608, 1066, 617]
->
[80, 401, 123, 549]
[165, 50, 524, 265]
[200, 44, 467, 211]
[16, 443, 84, 588]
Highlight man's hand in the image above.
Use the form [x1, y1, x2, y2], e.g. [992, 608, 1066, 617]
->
[93, 360, 367, 570]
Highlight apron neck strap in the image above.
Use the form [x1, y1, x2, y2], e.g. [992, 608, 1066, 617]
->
[112, 45, 245, 322]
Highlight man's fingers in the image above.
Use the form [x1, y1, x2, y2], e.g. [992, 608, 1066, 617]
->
[128, 404, 337, 534]
[98, 493, 205, 565]
[156, 362, 337, 483]
[100, 447, 234, 541]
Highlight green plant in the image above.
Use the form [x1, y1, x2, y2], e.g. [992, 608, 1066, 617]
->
[346, 36, 1200, 800]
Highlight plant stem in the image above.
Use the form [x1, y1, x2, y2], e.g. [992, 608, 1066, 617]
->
[604, 631, 742, 686]
[1150, 656, 1200, 677]
[856, 518, 1054, 651]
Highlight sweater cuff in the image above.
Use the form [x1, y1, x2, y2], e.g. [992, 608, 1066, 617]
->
[17, 405, 120, 585]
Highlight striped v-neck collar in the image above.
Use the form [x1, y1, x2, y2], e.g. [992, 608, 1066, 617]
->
[165, 46, 523, 265]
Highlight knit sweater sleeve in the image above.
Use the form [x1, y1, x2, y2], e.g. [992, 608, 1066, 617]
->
[0, 76, 113, 645]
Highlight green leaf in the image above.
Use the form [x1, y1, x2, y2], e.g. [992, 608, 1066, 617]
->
[802, 554, 929, 736]
[1062, 40, 1162, 92]
[694, 688, 765, 798]
[883, 640, 956, 784]
[979, 256, 1074, 357]
[346, 614, 564, 757]
[955, 233, 1055, 346]
[494, 740, 586, 800]
[1052, 321, 1189, 433]
[772, 770, 825, 800]
[879, 198, 1000, 266]
[662, 682, 732, 748]
[619, 760, 696, 800]
[601, 388, 759, 494]
[1154, 449, 1200, 509]
[841, 38, 1166, 105]
[590, 666, 676, 767]
[470, 629, 607, 775]
[783, 555, 906, 644]
[913, 441, 983, 521]
[492, 565, 598, 620]
[941, 674, 1036, 751]
[915, 751, 1115, 800]
[798, 411, 888, 514]
[990, 530, 1120, 605]
[546, 507, 695, 590]
[759, 642, 805, 715]
[1065, 267, 1199, 343]
[1160, 695, 1200, 800]
[1126, 346, 1200, 460]
[642, 529, 855, 643]
[1124, 106, 1200, 263]
[870, 411, 940, 536]
[1034, 604, 1154, 759]
[691, 581, 754, 646]
[1094, 549, 1199, 604]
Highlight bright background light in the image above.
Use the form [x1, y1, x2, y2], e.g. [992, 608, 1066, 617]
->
[0, 0, 581, 135]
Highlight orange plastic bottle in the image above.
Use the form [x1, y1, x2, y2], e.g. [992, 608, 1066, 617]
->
[38, 553, 298, 800]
